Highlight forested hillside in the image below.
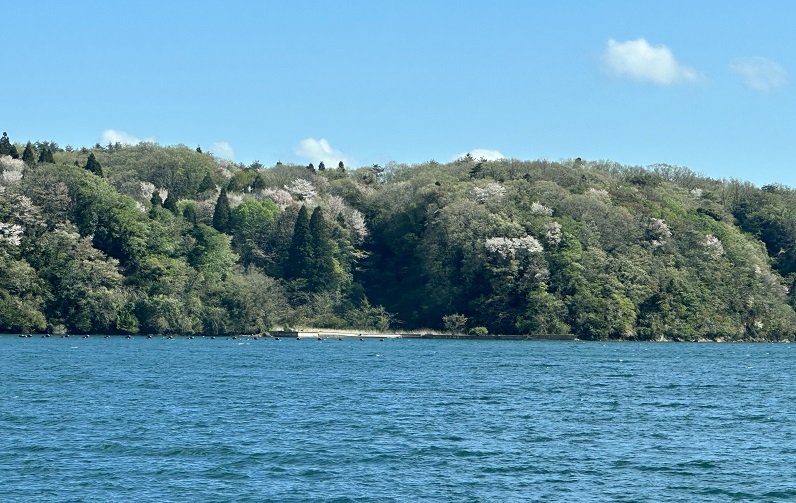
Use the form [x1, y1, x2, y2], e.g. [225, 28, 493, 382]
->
[2, 131, 796, 340]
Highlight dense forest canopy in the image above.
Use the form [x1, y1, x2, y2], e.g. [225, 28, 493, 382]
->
[2, 132, 796, 340]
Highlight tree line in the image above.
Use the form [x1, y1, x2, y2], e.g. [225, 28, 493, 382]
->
[1, 130, 796, 340]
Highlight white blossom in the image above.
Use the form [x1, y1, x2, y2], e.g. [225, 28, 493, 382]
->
[217, 160, 234, 179]
[13, 195, 44, 228]
[1, 169, 22, 185]
[195, 199, 216, 221]
[139, 181, 156, 201]
[704, 234, 724, 258]
[350, 209, 368, 242]
[0, 155, 24, 185]
[284, 178, 317, 201]
[326, 195, 347, 218]
[0, 222, 23, 246]
[587, 187, 611, 202]
[260, 188, 293, 209]
[353, 182, 377, 196]
[529, 201, 554, 216]
[647, 217, 672, 248]
[470, 183, 506, 203]
[690, 187, 704, 198]
[157, 187, 169, 201]
[545, 221, 562, 245]
[227, 192, 244, 209]
[485, 236, 544, 258]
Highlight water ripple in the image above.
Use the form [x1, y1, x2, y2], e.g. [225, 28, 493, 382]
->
[2, 337, 795, 501]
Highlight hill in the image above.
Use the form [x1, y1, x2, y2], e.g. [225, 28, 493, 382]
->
[1, 133, 795, 340]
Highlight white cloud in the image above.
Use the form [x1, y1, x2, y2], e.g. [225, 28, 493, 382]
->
[211, 141, 235, 160]
[101, 129, 155, 145]
[453, 148, 505, 162]
[602, 38, 698, 85]
[730, 57, 788, 91]
[294, 138, 351, 167]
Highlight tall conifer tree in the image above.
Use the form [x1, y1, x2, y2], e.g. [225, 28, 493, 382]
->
[22, 142, 35, 166]
[285, 205, 312, 280]
[163, 192, 178, 214]
[38, 147, 54, 164]
[84, 153, 103, 176]
[212, 187, 231, 232]
[0, 132, 12, 156]
[308, 206, 337, 292]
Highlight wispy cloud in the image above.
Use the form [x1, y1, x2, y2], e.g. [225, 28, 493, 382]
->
[294, 138, 351, 166]
[602, 38, 698, 85]
[730, 57, 788, 92]
[101, 129, 155, 145]
[211, 141, 235, 160]
[453, 148, 505, 162]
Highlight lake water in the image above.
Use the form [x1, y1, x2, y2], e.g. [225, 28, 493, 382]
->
[1, 337, 795, 502]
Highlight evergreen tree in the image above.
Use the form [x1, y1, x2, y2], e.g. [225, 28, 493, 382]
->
[163, 191, 178, 214]
[337, 161, 345, 173]
[252, 173, 266, 191]
[148, 191, 162, 218]
[0, 132, 11, 156]
[84, 153, 103, 176]
[182, 204, 197, 225]
[150, 190, 163, 207]
[285, 205, 312, 280]
[307, 163, 315, 172]
[196, 145, 202, 153]
[318, 161, 326, 171]
[38, 147, 54, 164]
[9, 144, 19, 159]
[212, 187, 231, 232]
[198, 173, 215, 193]
[308, 206, 338, 292]
[22, 142, 35, 166]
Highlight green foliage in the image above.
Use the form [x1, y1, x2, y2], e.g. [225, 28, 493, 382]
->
[150, 190, 162, 207]
[22, 142, 34, 166]
[230, 198, 279, 267]
[212, 187, 231, 232]
[0, 132, 12, 156]
[442, 313, 468, 334]
[308, 207, 338, 292]
[198, 173, 216, 193]
[3, 132, 796, 340]
[188, 224, 238, 279]
[163, 191, 178, 214]
[470, 326, 489, 336]
[38, 147, 55, 164]
[285, 205, 311, 282]
[84, 153, 103, 176]
[0, 253, 48, 332]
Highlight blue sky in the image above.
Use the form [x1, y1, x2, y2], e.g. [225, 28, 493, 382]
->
[4, 0, 795, 185]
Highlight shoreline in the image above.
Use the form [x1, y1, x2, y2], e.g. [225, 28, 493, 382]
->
[3, 331, 792, 342]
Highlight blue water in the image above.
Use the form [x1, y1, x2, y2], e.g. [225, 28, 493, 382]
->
[1, 337, 795, 502]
